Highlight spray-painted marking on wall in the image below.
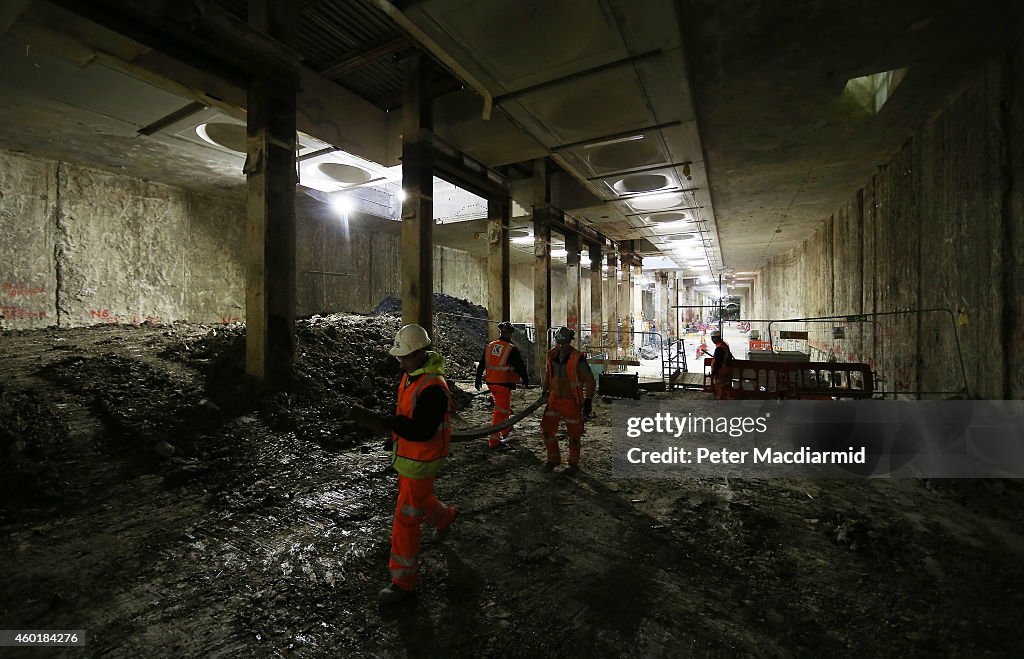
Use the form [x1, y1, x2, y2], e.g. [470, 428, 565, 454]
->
[89, 309, 162, 325]
[1, 283, 47, 297]
[0, 305, 48, 319]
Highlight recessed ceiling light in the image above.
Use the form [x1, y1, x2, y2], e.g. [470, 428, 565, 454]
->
[629, 192, 683, 211]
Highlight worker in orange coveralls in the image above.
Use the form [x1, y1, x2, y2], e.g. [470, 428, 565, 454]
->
[710, 330, 734, 399]
[540, 326, 596, 475]
[349, 323, 457, 605]
[475, 321, 530, 448]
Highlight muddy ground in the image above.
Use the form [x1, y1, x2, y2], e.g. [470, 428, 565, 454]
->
[1, 308, 1023, 657]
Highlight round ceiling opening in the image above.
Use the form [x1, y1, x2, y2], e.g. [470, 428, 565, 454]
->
[318, 163, 373, 185]
[198, 123, 247, 153]
[649, 211, 690, 223]
[613, 173, 671, 194]
[509, 229, 530, 239]
[587, 140, 661, 171]
[629, 192, 683, 211]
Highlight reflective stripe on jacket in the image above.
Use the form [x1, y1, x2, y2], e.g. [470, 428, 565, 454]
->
[484, 340, 521, 385]
[546, 347, 584, 404]
[391, 369, 453, 479]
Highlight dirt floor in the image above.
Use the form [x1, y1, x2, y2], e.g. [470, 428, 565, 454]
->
[2, 308, 1023, 657]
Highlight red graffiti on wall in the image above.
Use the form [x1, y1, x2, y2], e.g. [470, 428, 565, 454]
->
[89, 309, 162, 325]
[1, 283, 46, 297]
[0, 305, 48, 320]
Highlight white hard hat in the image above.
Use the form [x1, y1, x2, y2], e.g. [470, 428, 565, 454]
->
[390, 323, 431, 357]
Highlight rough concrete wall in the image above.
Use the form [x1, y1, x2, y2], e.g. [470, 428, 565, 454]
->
[0, 150, 244, 328]
[757, 42, 1023, 399]
[0, 151, 56, 329]
[434, 245, 487, 308]
[300, 228, 490, 315]
[57, 164, 189, 325]
[186, 192, 245, 323]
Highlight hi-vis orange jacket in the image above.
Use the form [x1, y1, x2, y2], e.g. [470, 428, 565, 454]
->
[544, 346, 594, 405]
[484, 340, 522, 385]
[391, 353, 453, 479]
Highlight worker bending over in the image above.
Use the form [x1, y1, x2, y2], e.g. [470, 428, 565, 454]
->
[475, 321, 530, 448]
[541, 326, 596, 474]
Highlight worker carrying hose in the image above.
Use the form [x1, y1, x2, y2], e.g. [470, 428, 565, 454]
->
[348, 323, 457, 605]
[474, 321, 530, 449]
[541, 327, 596, 474]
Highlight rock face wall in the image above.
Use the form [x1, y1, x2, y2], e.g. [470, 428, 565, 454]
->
[752, 45, 1024, 400]
[0, 151, 245, 328]
[0, 149, 496, 328]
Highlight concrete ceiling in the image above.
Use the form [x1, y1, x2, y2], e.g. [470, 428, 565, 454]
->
[0, 0, 1020, 279]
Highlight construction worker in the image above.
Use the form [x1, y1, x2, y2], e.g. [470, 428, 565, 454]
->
[710, 330, 734, 399]
[475, 321, 530, 448]
[348, 323, 457, 604]
[541, 326, 596, 474]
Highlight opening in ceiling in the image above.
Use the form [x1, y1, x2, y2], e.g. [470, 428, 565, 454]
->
[842, 68, 908, 115]
[587, 139, 661, 171]
[628, 192, 683, 212]
[613, 173, 672, 194]
[196, 122, 246, 152]
[319, 163, 373, 185]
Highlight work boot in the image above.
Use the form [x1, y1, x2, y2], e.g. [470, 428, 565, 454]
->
[431, 507, 458, 543]
[564, 464, 580, 476]
[378, 582, 413, 604]
[542, 462, 557, 473]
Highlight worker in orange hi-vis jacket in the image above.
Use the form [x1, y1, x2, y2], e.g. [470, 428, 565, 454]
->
[348, 324, 457, 605]
[475, 321, 530, 448]
[540, 326, 596, 475]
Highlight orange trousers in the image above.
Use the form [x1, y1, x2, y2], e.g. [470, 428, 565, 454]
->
[487, 384, 513, 447]
[389, 475, 456, 591]
[540, 396, 584, 466]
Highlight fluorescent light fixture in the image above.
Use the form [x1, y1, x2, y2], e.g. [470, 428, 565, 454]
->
[550, 249, 568, 258]
[583, 134, 644, 150]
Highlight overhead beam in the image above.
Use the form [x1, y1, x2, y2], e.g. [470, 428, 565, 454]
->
[320, 34, 413, 79]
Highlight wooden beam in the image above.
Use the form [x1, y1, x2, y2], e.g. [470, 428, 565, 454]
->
[400, 54, 434, 336]
[487, 194, 510, 341]
[590, 243, 603, 349]
[565, 230, 581, 341]
[320, 34, 413, 79]
[244, 0, 297, 385]
[533, 159, 552, 372]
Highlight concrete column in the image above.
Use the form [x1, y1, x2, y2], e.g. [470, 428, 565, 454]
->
[244, 0, 297, 385]
[565, 231, 581, 341]
[620, 253, 632, 354]
[671, 273, 681, 338]
[487, 193, 510, 340]
[659, 272, 670, 340]
[605, 252, 618, 361]
[400, 55, 434, 336]
[532, 159, 551, 372]
[589, 243, 603, 349]
[633, 260, 643, 328]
